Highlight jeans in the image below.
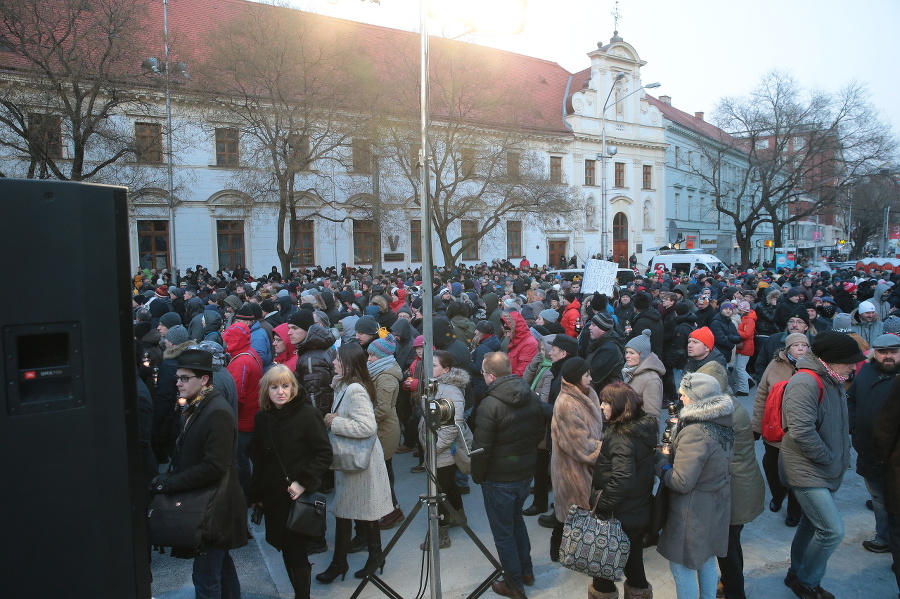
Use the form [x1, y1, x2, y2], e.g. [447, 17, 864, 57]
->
[192, 548, 241, 599]
[670, 556, 718, 599]
[481, 478, 534, 590]
[716, 524, 746, 599]
[789, 487, 845, 589]
[733, 354, 750, 394]
[865, 477, 891, 544]
[236, 431, 253, 495]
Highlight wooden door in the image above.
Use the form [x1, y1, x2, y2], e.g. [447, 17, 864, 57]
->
[613, 212, 628, 267]
[548, 240, 567, 269]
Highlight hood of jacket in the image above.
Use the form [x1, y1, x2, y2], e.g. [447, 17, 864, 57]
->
[451, 315, 476, 336]
[675, 311, 697, 326]
[486, 373, 538, 408]
[390, 317, 415, 342]
[483, 292, 499, 314]
[296, 324, 335, 352]
[435, 366, 471, 389]
[679, 392, 735, 426]
[202, 310, 223, 335]
[432, 316, 457, 349]
[500, 310, 528, 343]
[222, 322, 253, 354]
[636, 307, 662, 324]
[272, 323, 297, 360]
[634, 352, 666, 377]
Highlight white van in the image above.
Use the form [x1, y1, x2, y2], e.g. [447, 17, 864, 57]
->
[649, 250, 726, 275]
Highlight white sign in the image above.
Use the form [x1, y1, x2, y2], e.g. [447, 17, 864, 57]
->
[581, 259, 618, 295]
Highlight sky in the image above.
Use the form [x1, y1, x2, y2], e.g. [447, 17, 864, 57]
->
[284, 0, 900, 141]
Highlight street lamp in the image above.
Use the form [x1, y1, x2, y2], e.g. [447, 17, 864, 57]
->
[598, 77, 660, 260]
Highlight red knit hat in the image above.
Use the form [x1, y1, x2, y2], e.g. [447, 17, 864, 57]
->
[690, 326, 715, 351]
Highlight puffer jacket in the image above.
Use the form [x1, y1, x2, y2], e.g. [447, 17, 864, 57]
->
[592, 412, 658, 531]
[669, 311, 697, 370]
[779, 354, 851, 492]
[585, 333, 624, 395]
[501, 311, 539, 377]
[710, 312, 741, 357]
[419, 367, 469, 468]
[736, 310, 757, 357]
[294, 324, 336, 414]
[222, 322, 263, 433]
[560, 298, 582, 338]
[471, 374, 544, 485]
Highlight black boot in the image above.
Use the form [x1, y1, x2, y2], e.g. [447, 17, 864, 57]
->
[355, 520, 386, 579]
[316, 518, 350, 584]
[288, 565, 311, 599]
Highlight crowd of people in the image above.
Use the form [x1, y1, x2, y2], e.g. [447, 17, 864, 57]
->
[134, 258, 900, 599]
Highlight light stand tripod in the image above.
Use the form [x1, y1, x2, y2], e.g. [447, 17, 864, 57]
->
[350, 381, 522, 599]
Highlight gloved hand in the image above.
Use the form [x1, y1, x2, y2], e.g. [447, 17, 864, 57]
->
[150, 473, 172, 494]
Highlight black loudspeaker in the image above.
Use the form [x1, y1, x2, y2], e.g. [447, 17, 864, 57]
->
[0, 179, 151, 598]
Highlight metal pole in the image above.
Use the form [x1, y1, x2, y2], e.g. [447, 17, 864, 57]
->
[163, 0, 177, 278]
[600, 125, 608, 260]
[418, 2, 440, 593]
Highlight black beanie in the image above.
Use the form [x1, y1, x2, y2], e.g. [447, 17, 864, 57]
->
[812, 330, 865, 364]
[234, 303, 255, 320]
[675, 301, 691, 317]
[590, 293, 608, 311]
[633, 292, 651, 311]
[789, 305, 810, 326]
[288, 309, 315, 331]
[561, 357, 590, 384]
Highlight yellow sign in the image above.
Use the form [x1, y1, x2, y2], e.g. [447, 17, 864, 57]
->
[763, 240, 773, 248]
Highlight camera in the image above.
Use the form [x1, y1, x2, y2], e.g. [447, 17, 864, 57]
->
[660, 400, 682, 459]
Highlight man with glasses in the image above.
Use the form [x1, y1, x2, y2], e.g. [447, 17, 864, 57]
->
[150, 349, 247, 596]
[756, 307, 813, 380]
[849, 334, 900, 554]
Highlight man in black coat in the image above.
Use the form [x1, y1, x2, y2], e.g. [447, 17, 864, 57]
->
[848, 334, 900, 554]
[584, 312, 624, 396]
[150, 349, 248, 595]
[630, 292, 664, 360]
[472, 351, 545, 598]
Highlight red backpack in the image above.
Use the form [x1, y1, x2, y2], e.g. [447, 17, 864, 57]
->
[761, 369, 825, 443]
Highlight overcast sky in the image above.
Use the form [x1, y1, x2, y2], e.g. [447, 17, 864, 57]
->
[285, 0, 900, 147]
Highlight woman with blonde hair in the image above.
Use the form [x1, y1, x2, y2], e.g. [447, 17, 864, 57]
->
[248, 365, 333, 599]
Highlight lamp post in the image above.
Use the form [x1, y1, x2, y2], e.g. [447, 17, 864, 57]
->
[598, 77, 660, 260]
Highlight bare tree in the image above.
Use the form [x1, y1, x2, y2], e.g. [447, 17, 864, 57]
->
[834, 172, 900, 259]
[198, 4, 380, 275]
[0, 0, 160, 184]
[377, 37, 583, 268]
[715, 71, 897, 248]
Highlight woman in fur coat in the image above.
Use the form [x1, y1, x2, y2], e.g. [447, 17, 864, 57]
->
[656, 372, 735, 599]
[549, 357, 604, 561]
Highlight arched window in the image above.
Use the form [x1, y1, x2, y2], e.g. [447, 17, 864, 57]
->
[613, 212, 628, 240]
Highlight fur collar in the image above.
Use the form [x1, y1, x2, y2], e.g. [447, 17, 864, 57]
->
[435, 366, 471, 389]
[606, 412, 658, 439]
[163, 339, 195, 360]
[679, 393, 734, 423]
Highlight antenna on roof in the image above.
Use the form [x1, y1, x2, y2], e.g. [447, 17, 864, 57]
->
[611, 0, 621, 35]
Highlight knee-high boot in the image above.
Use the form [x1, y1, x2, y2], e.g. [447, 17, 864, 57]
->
[288, 564, 312, 599]
[355, 520, 386, 578]
[316, 517, 350, 584]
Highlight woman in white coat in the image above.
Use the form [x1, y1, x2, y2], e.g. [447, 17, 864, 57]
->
[317, 343, 394, 584]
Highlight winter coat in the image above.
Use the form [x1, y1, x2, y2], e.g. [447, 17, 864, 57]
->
[471, 374, 545, 485]
[245, 320, 273, 368]
[550, 380, 604, 522]
[873, 377, 900, 515]
[501, 311, 539, 377]
[271, 323, 298, 372]
[657, 392, 735, 570]
[754, 300, 779, 337]
[751, 349, 797, 447]
[626, 353, 666, 418]
[372, 361, 403, 460]
[775, 298, 802, 331]
[710, 312, 741, 358]
[223, 323, 263, 433]
[329, 380, 394, 521]
[561, 298, 582, 338]
[248, 393, 332, 550]
[592, 412, 658, 531]
[779, 355, 851, 492]
[736, 310, 757, 357]
[585, 333, 625, 396]
[419, 368, 469, 468]
[685, 347, 728, 374]
[694, 305, 715, 329]
[294, 325, 336, 414]
[847, 361, 898, 481]
[164, 388, 248, 555]
[630, 308, 664, 358]
[451, 315, 476, 348]
[871, 283, 894, 320]
[523, 350, 554, 403]
[670, 312, 697, 370]
[390, 318, 417, 372]
[728, 398, 765, 525]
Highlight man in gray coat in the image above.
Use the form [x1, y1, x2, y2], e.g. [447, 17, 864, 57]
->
[780, 331, 864, 599]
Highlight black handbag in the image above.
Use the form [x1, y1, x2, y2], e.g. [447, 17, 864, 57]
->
[269, 418, 328, 538]
[643, 482, 669, 548]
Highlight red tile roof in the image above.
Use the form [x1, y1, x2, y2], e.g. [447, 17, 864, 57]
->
[645, 95, 745, 152]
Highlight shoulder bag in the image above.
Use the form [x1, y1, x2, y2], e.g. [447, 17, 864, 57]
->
[451, 421, 474, 475]
[329, 386, 377, 472]
[268, 417, 327, 538]
[559, 494, 631, 581]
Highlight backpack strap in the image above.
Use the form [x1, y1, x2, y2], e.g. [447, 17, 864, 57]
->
[796, 368, 825, 403]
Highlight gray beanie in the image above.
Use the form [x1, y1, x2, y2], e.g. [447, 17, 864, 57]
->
[831, 312, 852, 332]
[355, 315, 380, 336]
[678, 372, 722, 405]
[539, 308, 560, 323]
[165, 324, 190, 345]
[159, 312, 182, 329]
[223, 295, 242, 311]
[883, 315, 900, 335]
[625, 329, 653, 362]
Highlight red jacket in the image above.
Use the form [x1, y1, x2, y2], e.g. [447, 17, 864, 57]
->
[223, 322, 263, 432]
[561, 298, 582, 338]
[501, 311, 539, 377]
[737, 310, 757, 356]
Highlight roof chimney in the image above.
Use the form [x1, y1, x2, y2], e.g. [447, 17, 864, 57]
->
[695, 111, 705, 121]
[659, 95, 671, 105]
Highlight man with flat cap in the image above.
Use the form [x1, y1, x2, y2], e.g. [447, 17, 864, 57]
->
[848, 333, 900, 554]
[150, 348, 248, 597]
